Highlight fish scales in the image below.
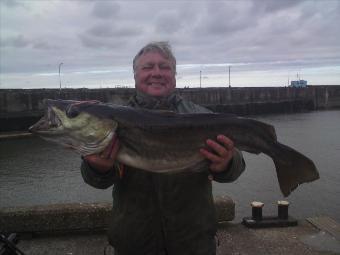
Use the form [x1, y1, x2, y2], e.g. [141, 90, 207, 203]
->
[29, 99, 320, 196]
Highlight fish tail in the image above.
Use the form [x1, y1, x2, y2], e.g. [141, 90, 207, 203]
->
[272, 142, 320, 197]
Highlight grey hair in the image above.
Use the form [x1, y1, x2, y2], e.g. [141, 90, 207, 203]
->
[133, 41, 176, 74]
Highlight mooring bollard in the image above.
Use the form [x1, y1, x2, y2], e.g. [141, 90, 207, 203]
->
[251, 201, 264, 221]
[277, 200, 289, 220]
[243, 200, 297, 228]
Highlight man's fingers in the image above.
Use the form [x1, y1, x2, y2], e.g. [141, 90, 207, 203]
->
[199, 135, 236, 173]
[206, 139, 225, 157]
[205, 137, 233, 158]
[216, 135, 234, 151]
[200, 148, 223, 163]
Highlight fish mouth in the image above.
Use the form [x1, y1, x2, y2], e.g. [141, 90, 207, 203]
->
[29, 104, 62, 134]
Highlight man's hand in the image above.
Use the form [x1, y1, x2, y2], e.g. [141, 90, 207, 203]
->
[200, 135, 235, 173]
[83, 135, 120, 174]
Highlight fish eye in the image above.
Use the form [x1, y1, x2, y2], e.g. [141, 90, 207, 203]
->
[66, 105, 80, 118]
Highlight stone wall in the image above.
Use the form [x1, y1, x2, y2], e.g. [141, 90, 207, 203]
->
[1, 86, 339, 131]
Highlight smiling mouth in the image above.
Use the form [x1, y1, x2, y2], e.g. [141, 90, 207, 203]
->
[148, 82, 165, 87]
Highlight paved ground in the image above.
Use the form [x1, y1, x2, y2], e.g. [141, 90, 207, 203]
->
[11, 220, 340, 255]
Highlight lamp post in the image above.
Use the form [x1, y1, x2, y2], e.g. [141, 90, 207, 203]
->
[228, 65, 231, 88]
[200, 70, 202, 88]
[59, 62, 63, 94]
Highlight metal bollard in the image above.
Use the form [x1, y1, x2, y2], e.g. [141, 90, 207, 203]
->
[277, 200, 289, 220]
[251, 201, 264, 221]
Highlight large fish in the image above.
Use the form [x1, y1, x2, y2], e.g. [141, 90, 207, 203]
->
[29, 99, 319, 196]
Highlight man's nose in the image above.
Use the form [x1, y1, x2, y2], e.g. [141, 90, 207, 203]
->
[151, 65, 162, 76]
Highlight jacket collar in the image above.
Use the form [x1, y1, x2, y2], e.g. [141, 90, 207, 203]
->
[128, 90, 182, 110]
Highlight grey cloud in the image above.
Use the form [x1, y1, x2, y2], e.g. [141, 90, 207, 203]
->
[91, 1, 120, 19]
[32, 41, 58, 50]
[256, 0, 304, 12]
[88, 23, 116, 37]
[1, 35, 30, 48]
[1, 0, 23, 8]
[89, 23, 142, 38]
[1, 0, 339, 88]
[1, 35, 59, 51]
[255, 1, 340, 51]
[79, 33, 105, 48]
[78, 33, 127, 49]
[114, 26, 143, 37]
[196, 0, 304, 39]
[155, 11, 182, 34]
[194, 2, 254, 36]
[81, 22, 143, 48]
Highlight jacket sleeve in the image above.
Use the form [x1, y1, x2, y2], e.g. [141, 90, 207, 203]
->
[211, 148, 246, 183]
[81, 159, 121, 189]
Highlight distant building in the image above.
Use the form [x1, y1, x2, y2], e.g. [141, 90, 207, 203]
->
[290, 80, 307, 88]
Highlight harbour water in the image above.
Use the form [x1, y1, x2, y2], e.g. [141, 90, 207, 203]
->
[0, 110, 339, 222]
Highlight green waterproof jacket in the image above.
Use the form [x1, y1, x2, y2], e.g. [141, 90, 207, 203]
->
[81, 92, 245, 255]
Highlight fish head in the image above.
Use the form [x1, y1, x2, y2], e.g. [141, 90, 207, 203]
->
[29, 99, 117, 155]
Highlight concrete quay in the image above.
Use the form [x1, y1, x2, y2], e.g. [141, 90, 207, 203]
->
[1, 201, 340, 254]
[0, 197, 234, 235]
[8, 220, 340, 255]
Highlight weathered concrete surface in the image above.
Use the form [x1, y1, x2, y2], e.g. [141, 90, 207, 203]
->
[215, 195, 235, 223]
[0, 203, 112, 234]
[215, 221, 340, 255]
[2, 202, 339, 254]
[0, 197, 234, 235]
[13, 221, 340, 255]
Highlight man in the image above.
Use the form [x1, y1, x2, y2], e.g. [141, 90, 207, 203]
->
[81, 42, 245, 255]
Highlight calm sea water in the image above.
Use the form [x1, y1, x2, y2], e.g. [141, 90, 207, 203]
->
[0, 110, 339, 222]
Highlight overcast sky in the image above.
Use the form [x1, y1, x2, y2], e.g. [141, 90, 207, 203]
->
[1, 0, 340, 89]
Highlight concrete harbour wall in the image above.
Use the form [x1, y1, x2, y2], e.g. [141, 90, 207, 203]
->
[0, 196, 234, 235]
[0, 86, 340, 132]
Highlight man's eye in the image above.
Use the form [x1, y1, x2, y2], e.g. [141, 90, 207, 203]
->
[160, 65, 171, 70]
[142, 66, 153, 70]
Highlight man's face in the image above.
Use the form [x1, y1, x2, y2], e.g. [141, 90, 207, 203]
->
[134, 51, 176, 97]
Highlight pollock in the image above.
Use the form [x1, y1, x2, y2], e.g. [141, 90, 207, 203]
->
[29, 99, 320, 196]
